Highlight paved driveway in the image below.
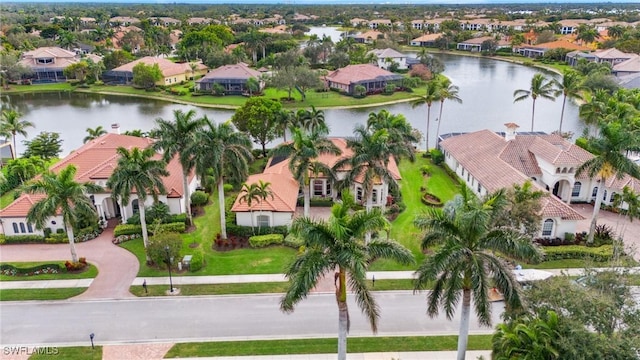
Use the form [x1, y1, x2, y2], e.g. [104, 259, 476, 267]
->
[571, 204, 640, 261]
[0, 221, 139, 299]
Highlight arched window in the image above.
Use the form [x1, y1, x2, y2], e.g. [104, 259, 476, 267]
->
[132, 199, 140, 214]
[12, 223, 18, 233]
[19, 223, 26, 233]
[603, 190, 608, 201]
[569, 167, 574, 173]
[592, 187, 598, 197]
[610, 192, 617, 203]
[562, 167, 567, 173]
[572, 182, 582, 197]
[27, 223, 33, 233]
[257, 215, 269, 228]
[542, 219, 554, 237]
[556, 167, 561, 173]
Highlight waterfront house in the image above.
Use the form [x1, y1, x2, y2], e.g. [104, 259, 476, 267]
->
[104, 57, 207, 86]
[18, 47, 81, 83]
[195, 63, 263, 94]
[324, 64, 403, 95]
[367, 48, 408, 70]
[410, 33, 442, 47]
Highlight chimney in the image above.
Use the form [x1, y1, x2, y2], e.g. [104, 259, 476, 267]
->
[111, 123, 120, 134]
[504, 122, 519, 142]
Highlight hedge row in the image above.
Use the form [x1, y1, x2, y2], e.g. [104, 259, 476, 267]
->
[284, 234, 304, 249]
[226, 223, 288, 238]
[542, 245, 614, 262]
[249, 234, 284, 248]
[189, 248, 204, 272]
[0, 234, 45, 244]
[296, 197, 334, 207]
[0, 263, 63, 276]
[113, 222, 186, 237]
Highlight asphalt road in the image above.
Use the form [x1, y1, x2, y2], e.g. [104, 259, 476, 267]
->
[0, 291, 504, 346]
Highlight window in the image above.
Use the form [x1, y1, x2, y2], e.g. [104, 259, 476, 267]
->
[610, 192, 617, 203]
[132, 199, 140, 214]
[542, 219, 554, 236]
[27, 224, 33, 233]
[36, 58, 53, 64]
[257, 215, 269, 228]
[12, 223, 18, 233]
[556, 167, 561, 173]
[603, 190, 608, 201]
[592, 187, 598, 197]
[356, 187, 363, 202]
[467, 173, 470, 182]
[572, 182, 582, 197]
[461, 168, 465, 176]
[372, 189, 378, 204]
[477, 183, 482, 193]
[19, 223, 26, 233]
[326, 181, 332, 197]
[313, 180, 324, 196]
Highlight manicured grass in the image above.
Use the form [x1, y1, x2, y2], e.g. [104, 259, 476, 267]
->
[119, 192, 296, 277]
[0, 262, 98, 281]
[371, 156, 460, 270]
[0, 191, 16, 209]
[2, 83, 73, 93]
[0, 288, 87, 301]
[165, 335, 493, 358]
[130, 279, 417, 297]
[29, 346, 102, 360]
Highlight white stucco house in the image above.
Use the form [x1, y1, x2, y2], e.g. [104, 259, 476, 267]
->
[231, 138, 401, 228]
[367, 48, 408, 70]
[0, 130, 198, 236]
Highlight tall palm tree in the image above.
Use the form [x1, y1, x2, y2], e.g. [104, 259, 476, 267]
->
[297, 106, 329, 134]
[556, 70, 584, 133]
[276, 109, 298, 142]
[192, 118, 252, 240]
[414, 186, 542, 360]
[1, 109, 33, 158]
[107, 147, 168, 263]
[281, 194, 414, 360]
[366, 109, 418, 161]
[238, 180, 273, 234]
[513, 73, 558, 132]
[612, 186, 640, 223]
[435, 78, 462, 142]
[83, 126, 107, 143]
[23, 165, 102, 263]
[271, 127, 341, 217]
[152, 109, 206, 226]
[579, 89, 608, 136]
[411, 80, 441, 150]
[576, 121, 640, 244]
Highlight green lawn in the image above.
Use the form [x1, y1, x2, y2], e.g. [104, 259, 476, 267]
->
[0, 262, 98, 281]
[371, 156, 460, 270]
[0, 288, 87, 301]
[165, 335, 492, 358]
[2, 83, 73, 93]
[0, 191, 16, 209]
[28, 346, 102, 360]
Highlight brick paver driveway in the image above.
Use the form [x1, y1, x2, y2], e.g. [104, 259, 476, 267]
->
[571, 204, 640, 261]
[0, 221, 139, 299]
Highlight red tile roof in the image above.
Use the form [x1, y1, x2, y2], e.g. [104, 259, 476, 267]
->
[325, 64, 401, 86]
[112, 56, 206, 77]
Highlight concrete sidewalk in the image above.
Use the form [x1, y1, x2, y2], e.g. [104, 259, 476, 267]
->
[171, 350, 491, 360]
[0, 278, 93, 290]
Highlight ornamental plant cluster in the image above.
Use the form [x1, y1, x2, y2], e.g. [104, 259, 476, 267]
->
[64, 257, 87, 272]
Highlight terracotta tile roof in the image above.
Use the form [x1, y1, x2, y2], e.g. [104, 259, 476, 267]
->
[198, 63, 261, 81]
[412, 34, 442, 42]
[523, 40, 591, 51]
[355, 30, 383, 40]
[325, 64, 402, 86]
[593, 48, 634, 60]
[18, 47, 79, 70]
[614, 55, 640, 72]
[540, 196, 585, 220]
[0, 133, 192, 218]
[112, 57, 204, 78]
[368, 48, 405, 59]
[526, 135, 594, 165]
[605, 174, 640, 193]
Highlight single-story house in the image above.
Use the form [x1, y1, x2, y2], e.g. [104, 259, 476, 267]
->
[515, 40, 590, 58]
[567, 48, 635, 67]
[104, 57, 208, 86]
[187, 17, 216, 25]
[109, 16, 140, 26]
[617, 72, 640, 89]
[149, 17, 181, 27]
[324, 64, 403, 95]
[195, 63, 263, 94]
[367, 48, 408, 70]
[439, 123, 640, 238]
[0, 128, 199, 236]
[613, 55, 640, 77]
[410, 33, 441, 47]
[456, 36, 510, 52]
[18, 47, 82, 83]
[231, 138, 401, 227]
[352, 30, 383, 44]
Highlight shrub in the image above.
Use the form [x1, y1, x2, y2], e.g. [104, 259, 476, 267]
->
[190, 190, 209, 206]
[249, 234, 284, 248]
[420, 165, 431, 176]
[0, 235, 4, 245]
[74, 226, 100, 242]
[430, 149, 444, 165]
[227, 224, 288, 237]
[147, 232, 182, 267]
[542, 245, 614, 262]
[114, 222, 186, 238]
[114, 224, 143, 237]
[421, 192, 443, 207]
[297, 197, 334, 207]
[169, 213, 187, 224]
[56, 228, 65, 234]
[64, 260, 87, 271]
[592, 224, 615, 246]
[284, 234, 304, 248]
[0, 263, 62, 276]
[2, 234, 45, 244]
[188, 248, 204, 272]
[45, 233, 68, 244]
[223, 183, 234, 192]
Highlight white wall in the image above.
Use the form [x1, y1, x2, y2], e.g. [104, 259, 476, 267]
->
[541, 217, 577, 238]
[235, 211, 293, 227]
[2, 215, 64, 236]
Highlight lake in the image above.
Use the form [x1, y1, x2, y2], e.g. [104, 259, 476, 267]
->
[3, 54, 583, 156]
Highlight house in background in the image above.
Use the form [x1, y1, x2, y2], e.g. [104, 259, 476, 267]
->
[0, 140, 14, 167]
[231, 138, 401, 228]
[515, 40, 590, 58]
[0, 129, 198, 236]
[613, 55, 640, 77]
[195, 63, 262, 94]
[352, 30, 383, 44]
[367, 48, 408, 70]
[18, 47, 82, 83]
[104, 57, 207, 85]
[566, 48, 635, 67]
[324, 64, 403, 95]
[456, 36, 510, 52]
[149, 17, 181, 27]
[109, 16, 140, 26]
[410, 33, 441, 47]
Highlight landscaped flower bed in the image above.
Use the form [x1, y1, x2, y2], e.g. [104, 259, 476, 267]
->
[0, 263, 62, 277]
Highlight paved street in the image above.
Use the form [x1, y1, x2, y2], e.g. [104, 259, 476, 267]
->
[0, 292, 502, 347]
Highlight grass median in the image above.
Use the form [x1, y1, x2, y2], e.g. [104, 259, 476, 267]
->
[0, 262, 98, 281]
[165, 335, 493, 358]
[0, 288, 87, 301]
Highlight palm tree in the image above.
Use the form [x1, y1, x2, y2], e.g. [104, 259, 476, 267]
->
[298, 106, 329, 134]
[513, 73, 558, 132]
[435, 78, 462, 142]
[612, 186, 640, 223]
[107, 147, 169, 263]
[192, 118, 252, 240]
[23, 165, 102, 263]
[607, 25, 625, 39]
[576, 121, 640, 244]
[411, 80, 441, 150]
[556, 70, 584, 133]
[1, 109, 33, 158]
[238, 180, 273, 234]
[576, 24, 600, 45]
[414, 186, 542, 360]
[83, 126, 107, 143]
[280, 194, 414, 360]
[152, 109, 206, 226]
[579, 89, 608, 136]
[492, 310, 561, 360]
[275, 109, 298, 142]
[271, 127, 341, 217]
[366, 109, 418, 161]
